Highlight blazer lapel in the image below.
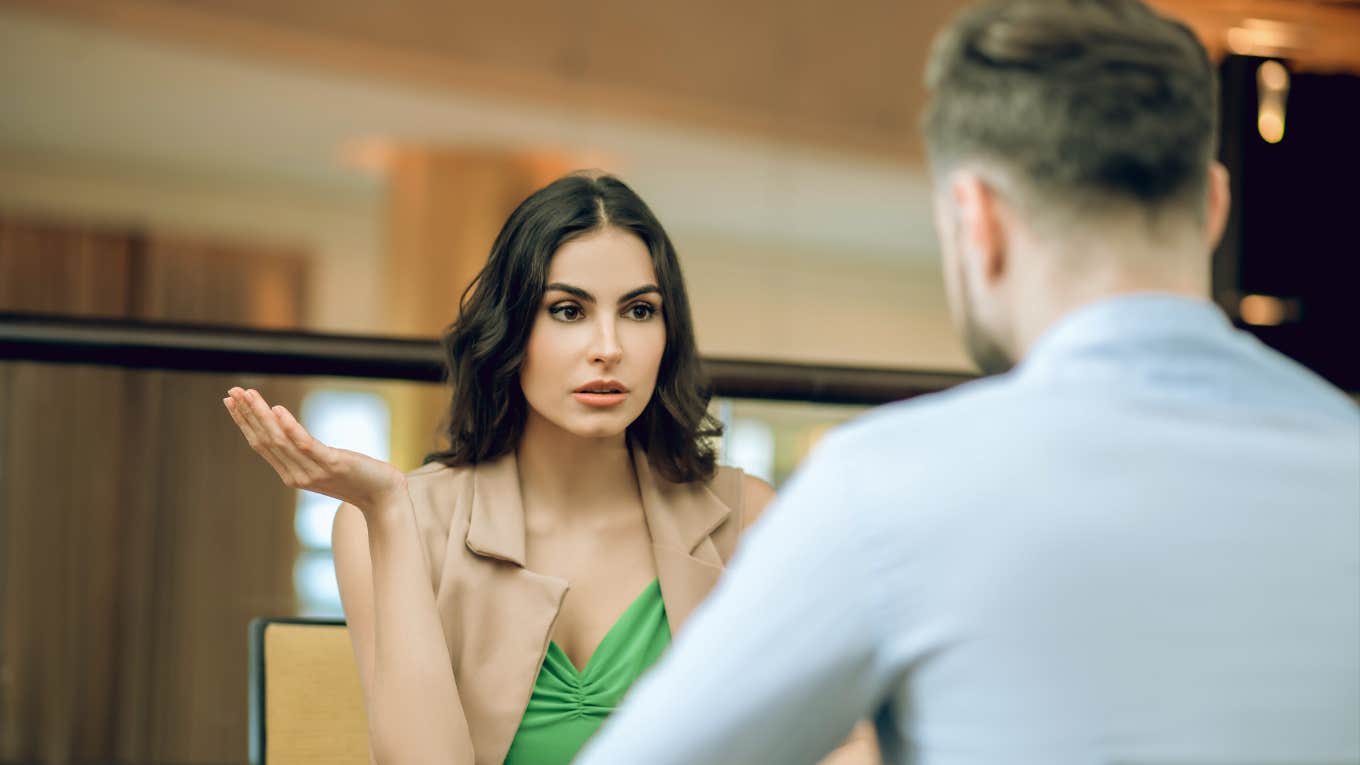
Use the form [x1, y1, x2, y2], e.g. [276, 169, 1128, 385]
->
[465, 452, 529, 566]
[632, 447, 734, 631]
[452, 449, 736, 762]
[458, 453, 567, 765]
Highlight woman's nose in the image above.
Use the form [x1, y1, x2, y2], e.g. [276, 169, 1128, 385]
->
[589, 319, 624, 366]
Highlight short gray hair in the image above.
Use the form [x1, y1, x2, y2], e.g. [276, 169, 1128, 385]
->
[924, 0, 1218, 218]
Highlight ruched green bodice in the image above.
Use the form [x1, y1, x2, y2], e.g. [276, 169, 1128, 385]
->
[502, 579, 670, 765]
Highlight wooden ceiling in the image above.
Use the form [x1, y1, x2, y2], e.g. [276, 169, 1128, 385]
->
[6, 0, 1358, 162]
[1152, 0, 1360, 73]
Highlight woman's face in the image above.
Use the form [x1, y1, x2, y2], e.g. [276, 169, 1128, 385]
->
[520, 226, 666, 441]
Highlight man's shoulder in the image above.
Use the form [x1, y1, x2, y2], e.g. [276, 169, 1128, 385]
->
[1228, 330, 1358, 422]
[785, 373, 1038, 499]
[831, 373, 1025, 450]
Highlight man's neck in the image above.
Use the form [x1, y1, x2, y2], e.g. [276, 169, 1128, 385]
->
[1010, 247, 1212, 362]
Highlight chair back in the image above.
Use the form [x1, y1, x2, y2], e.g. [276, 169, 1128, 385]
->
[249, 617, 369, 765]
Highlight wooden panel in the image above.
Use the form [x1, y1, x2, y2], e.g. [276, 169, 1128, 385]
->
[0, 362, 304, 762]
[139, 368, 302, 761]
[0, 362, 137, 762]
[140, 233, 310, 328]
[0, 213, 310, 764]
[0, 212, 135, 317]
[0, 216, 137, 759]
[263, 623, 368, 765]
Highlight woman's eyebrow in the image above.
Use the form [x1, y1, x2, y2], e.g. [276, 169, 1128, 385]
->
[544, 283, 662, 304]
[619, 285, 662, 303]
[544, 283, 594, 302]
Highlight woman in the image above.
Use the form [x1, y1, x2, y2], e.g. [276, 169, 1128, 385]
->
[223, 173, 874, 764]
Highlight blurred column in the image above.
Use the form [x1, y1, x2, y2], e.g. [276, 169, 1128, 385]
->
[382, 148, 570, 468]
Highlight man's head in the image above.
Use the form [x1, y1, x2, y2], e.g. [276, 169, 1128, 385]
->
[923, 0, 1230, 373]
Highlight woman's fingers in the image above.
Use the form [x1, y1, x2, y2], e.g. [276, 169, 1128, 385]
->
[244, 391, 316, 485]
[224, 388, 403, 509]
[231, 388, 313, 486]
[223, 395, 260, 447]
[272, 404, 330, 464]
[224, 395, 292, 479]
[228, 388, 275, 449]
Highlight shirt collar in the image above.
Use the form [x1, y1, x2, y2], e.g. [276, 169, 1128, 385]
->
[1016, 292, 1232, 380]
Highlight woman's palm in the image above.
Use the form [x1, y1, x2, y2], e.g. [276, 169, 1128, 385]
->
[223, 387, 406, 511]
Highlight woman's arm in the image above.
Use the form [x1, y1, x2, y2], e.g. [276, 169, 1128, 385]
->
[224, 387, 473, 764]
[740, 474, 778, 533]
[334, 497, 475, 765]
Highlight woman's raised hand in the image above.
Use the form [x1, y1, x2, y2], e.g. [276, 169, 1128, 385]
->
[223, 387, 407, 513]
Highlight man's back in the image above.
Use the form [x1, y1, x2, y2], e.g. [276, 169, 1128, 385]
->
[572, 0, 1357, 759]
[841, 295, 1358, 763]
[576, 295, 1358, 765]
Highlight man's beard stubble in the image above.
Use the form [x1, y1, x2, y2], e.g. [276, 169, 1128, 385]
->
[952, 238, 1016, 377]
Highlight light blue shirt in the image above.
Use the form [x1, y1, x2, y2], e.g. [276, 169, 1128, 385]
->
[577, 294, 1360, 765]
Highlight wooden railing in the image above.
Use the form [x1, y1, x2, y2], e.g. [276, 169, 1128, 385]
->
[0, 311, 974, 405]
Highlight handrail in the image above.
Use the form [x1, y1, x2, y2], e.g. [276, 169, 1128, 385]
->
[0, 312, 974, 405]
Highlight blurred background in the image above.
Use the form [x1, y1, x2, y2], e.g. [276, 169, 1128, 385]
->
[0, 0, 1356, 762]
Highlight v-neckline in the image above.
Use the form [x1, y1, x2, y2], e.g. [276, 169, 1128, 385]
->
[549, 578, 661, 677]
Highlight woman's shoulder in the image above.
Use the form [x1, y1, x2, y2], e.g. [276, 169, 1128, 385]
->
[707, 466, 776, 534]
[405, 458, 468, 479]
[405, 459, 475, 489]
[403, 459, 477, 527]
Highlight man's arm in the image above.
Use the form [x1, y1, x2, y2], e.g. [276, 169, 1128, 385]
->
[577, 439, 892, 764]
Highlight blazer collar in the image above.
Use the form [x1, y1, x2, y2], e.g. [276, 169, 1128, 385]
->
[463, 447, 735, 630]
[634, 446, 734, 630]
[456, 447, 736, 761]
[465, 452, 529, 567]
[630, 446, 731, 557]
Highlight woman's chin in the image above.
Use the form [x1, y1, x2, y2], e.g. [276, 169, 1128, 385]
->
[555, 409, 638, 440]
[564, 421, 629, 440]
[524, 403, 641, 442]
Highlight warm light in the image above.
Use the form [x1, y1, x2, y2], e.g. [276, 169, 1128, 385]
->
[1258, 108, 1285, 143]
[1258, 60, 1289, 92]
[1226, 27, 1253, 55]
[1239, 294, 1288, 326]
[1227, 19, 1301, 56]
[1255, 61, 1290, 144]
[339, 137, 396, 173]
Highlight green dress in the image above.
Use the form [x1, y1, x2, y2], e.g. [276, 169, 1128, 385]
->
[502, 579, 670, 765]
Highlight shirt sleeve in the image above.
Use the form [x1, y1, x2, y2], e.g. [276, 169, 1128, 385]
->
[574, 434, 895, 765]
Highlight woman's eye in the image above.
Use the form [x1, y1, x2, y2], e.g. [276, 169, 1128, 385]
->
[626, 303, 658, 321]
[549, 304, 583, 322]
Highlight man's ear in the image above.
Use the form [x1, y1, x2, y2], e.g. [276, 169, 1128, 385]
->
[950, 171, 1009, 285]
[1205, 161, 1232, 252]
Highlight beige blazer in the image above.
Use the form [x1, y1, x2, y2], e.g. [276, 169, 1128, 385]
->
[404, 446, 749, 765]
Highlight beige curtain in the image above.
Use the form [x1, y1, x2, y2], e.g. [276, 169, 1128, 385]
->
[0, 212, 309, 763]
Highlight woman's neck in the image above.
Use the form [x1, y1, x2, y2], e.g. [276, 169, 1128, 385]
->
[516, 411, 639, 521]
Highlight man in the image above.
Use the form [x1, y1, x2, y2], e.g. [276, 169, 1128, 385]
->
[576, 0, 1360, 763]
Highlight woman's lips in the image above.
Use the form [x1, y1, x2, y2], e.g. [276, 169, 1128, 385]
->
[572, 391, 628, 407]
[573, 379, 628, 407]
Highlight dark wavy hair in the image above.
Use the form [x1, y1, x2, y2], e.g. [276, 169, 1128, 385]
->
[424, 172, 722, 483]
